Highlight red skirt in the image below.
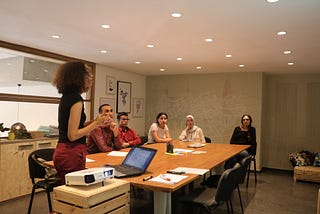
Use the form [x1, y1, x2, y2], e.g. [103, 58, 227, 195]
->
[53, 143, 87, 184]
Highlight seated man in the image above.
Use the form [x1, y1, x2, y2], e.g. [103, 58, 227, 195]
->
[87, 104, 122, 154]
[117, 112, 141, 148]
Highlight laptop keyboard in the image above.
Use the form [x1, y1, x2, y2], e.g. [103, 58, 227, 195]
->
[115, 165, 140, 173]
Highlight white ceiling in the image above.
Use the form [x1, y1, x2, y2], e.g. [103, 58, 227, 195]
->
[0, 0, 319, 75]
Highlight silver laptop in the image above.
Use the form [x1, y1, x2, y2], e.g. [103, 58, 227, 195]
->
[105, 146, 157, 178]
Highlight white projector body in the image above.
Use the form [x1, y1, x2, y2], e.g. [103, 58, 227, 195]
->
[65, 167, 114, 186]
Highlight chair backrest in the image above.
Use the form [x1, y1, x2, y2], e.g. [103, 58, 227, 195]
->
[238, 155, 252, 184]
[28, 148, 55, 180]
[205, 137, 212, 143]
[215, 163, 241, 202]
[140, 136, 148, 144]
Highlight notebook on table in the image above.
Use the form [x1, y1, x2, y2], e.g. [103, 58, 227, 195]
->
[105, 146, 157, 178]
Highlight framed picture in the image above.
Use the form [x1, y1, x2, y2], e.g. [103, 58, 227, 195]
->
[116, 81, 131, 113]
[106, 76, 116, 95]
[99, 97, 115, 112]
[132, 98, 144, 117]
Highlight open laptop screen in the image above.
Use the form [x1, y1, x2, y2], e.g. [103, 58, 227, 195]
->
[123, 147, 157, 171]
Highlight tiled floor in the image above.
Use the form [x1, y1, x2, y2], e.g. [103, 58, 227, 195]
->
[0, 168, 319, 214]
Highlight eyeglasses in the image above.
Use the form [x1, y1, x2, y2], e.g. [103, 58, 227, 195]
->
[120, 118, 130, 121]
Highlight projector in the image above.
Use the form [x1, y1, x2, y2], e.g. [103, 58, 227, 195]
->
[65, 167, 114, 186]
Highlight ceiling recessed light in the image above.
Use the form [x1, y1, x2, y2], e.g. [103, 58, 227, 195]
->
[101, 24, 110, 29]
[267, 0, 279, 2]
[147, 44, 154, 48]
[283, 50, 291, 54]
[43, 69, 48, 73]
[176, 57, 182, 61]
[160, 68, 165, 72]
[196, 66, 202, 70]
[277, 31, 286, 36]
[51, 35, 60, 39]
[135, 61, 141, 64]
[29, 60, 35, 63]
[288, 62, 294, 66]
[205, 38, 213, 42]
[225, 54, 232, 58]
[239, 64, 245, 68]
[100, 50, 108, 54]
[171, 12, 182, 18]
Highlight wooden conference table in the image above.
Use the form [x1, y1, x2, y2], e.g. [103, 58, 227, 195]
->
[77, 140, 249, 214]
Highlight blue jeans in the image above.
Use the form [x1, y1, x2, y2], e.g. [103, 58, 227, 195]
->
[224, 150, 250, 169]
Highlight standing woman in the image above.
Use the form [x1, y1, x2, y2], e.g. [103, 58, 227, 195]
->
[52, 62, 106, 184]
[225, 114, 257, 169]
[147, 112, 172, 144]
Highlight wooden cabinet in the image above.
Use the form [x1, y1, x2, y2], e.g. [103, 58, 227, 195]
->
[0, 138, 57, 202]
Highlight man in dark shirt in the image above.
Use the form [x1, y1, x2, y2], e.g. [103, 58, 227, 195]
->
[117, 112, 141, 148]
[87, 104, 122, 154]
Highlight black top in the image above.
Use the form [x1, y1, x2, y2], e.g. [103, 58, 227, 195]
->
[230, 126, 256, 155]
[58, 92, 86, 144]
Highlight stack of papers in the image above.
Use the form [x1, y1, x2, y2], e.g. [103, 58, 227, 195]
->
[171, 167, 209, 175]
[150, 173, 188, 184]
[107, 151, 128, 157]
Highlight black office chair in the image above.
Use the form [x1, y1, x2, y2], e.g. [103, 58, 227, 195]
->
[246, 142, 257, 187]
[179, 163, 241, 214]
[205, 136, 212, 143]
[237, 155, 252, 214]
[140, 136, 148, 144]
[27, 148, 61, 214]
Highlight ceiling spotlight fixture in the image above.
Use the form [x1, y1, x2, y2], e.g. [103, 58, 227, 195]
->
[283, 50, 291, 54]
[101, 24, 110, 29]
[147, 44, 154, 48]
[176, 57, 182, 61]
[160, 68, 165, 72]
[196, 66, 202, 70]
[100, 50, 108, 54]
[43, 69, 49, 73]
[205, 38, 213, 42]
[225, 54, 232, 58]
[51, 35, 60, 39]
[288, 62, 294, 66]
[171, 12, 182, 18]
[267, 0, 279, 2]
[239, 64, 245, 68]
[135, 61, 141, 64]
[277, 31, 286, 36]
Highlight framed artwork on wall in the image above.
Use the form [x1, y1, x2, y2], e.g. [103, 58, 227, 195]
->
[116, 81, 131, 113]
[106, 76, 116, 95]
[99, 97, 115, 112]
[132, 98, 144, 118]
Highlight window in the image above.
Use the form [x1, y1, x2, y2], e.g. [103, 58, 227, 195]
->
[0, 41, 95, 136]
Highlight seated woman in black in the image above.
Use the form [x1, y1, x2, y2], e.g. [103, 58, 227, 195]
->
[224, 114, 256, 169]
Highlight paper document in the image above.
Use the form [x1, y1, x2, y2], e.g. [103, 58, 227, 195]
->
[172, 167, 209, 175]
[173, 148, 194, 153]
[86, 157, 95, 162]
[107, 151, 128, 157]
[150, 173, 188, 185]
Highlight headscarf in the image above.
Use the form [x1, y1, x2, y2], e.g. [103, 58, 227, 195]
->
[186, 115, 198, 133]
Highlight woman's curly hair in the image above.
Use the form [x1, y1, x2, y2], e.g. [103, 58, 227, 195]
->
[52, 61, 92, 94]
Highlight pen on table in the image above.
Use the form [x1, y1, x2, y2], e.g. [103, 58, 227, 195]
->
[160, 174, 171, 181]
[167, 170, 185, 175]
[143, 176, 153, 181]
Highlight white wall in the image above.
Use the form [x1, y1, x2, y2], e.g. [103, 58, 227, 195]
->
[145, 72, 263, 168]
[94, 64, 146, 136]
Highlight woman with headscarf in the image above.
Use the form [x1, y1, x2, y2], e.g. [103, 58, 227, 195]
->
[179, 115, 205, 143]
